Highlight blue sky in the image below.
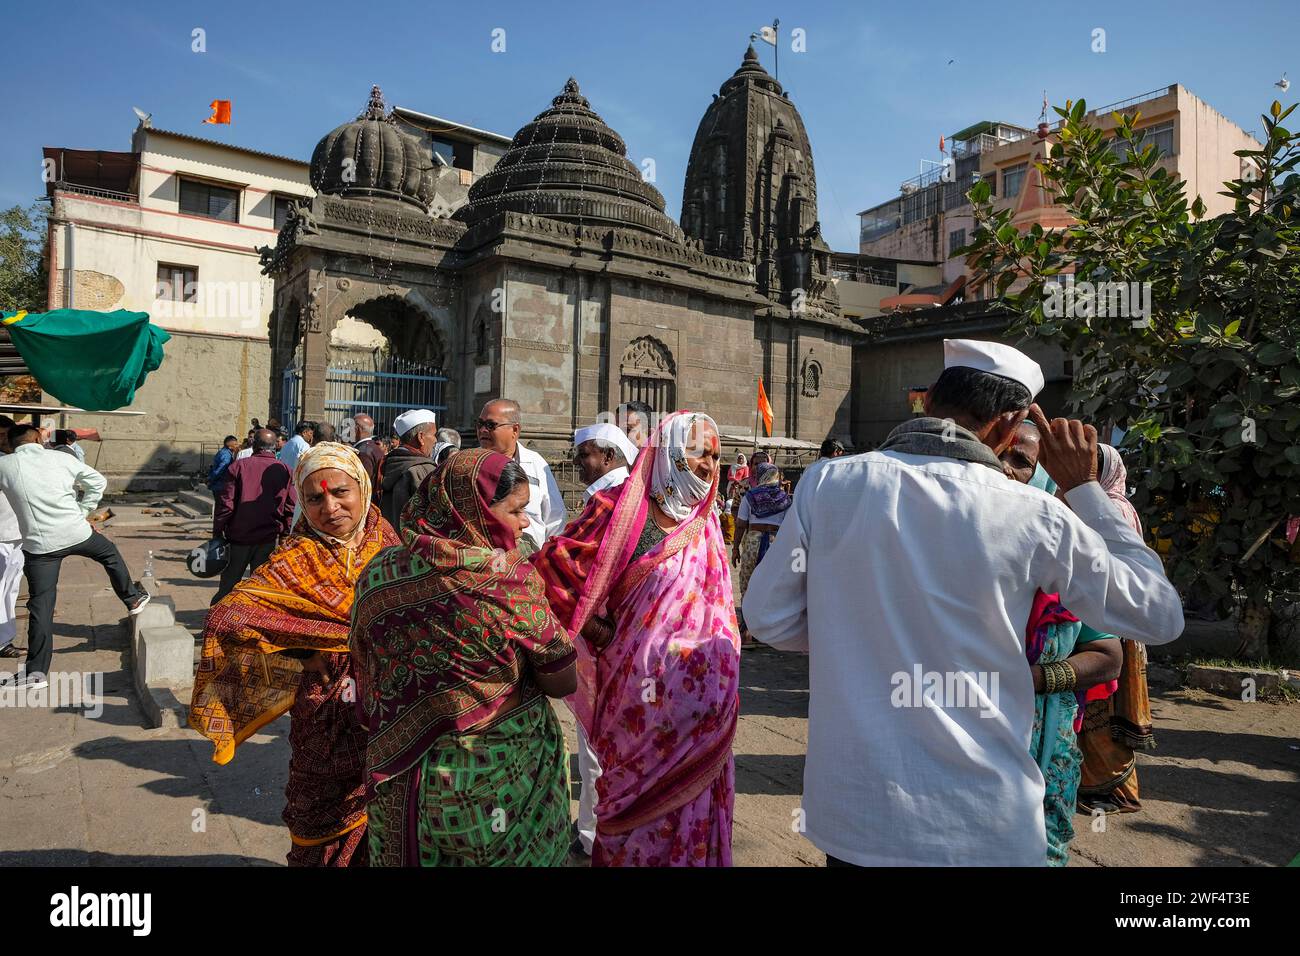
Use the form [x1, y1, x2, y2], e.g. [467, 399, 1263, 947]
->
[2, 0, 1294, 250]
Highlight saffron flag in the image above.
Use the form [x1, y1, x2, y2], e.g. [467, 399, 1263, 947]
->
[203, 100, 232, 125]
[939, 134, 946, 154]
[757, 377, 774, 437]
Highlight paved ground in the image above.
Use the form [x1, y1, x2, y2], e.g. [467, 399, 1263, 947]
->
[1, 497, 1297, 866]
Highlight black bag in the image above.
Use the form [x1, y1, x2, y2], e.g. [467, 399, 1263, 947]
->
[186, 537, 230, 578]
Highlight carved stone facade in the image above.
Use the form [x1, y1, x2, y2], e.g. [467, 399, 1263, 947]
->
[265, 62, 862, 455]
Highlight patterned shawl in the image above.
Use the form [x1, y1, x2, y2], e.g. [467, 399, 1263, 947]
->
[744, 462, 791, 520]
[349, 448, 575, 784]
[189, 503, 398, 765]
[1098, 444, 1141, 535]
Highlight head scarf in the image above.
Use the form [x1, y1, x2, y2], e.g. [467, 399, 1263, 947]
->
[1098, 444, 1141, 535]
[1027, 463, 1057, 495]
[350, 447, 574, 781]
[292, 441, 372, 544]
[744, 462, 791, 520]
[649, 411, 720, 522]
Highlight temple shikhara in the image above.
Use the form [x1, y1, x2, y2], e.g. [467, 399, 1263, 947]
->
[259, 47, 860, 455]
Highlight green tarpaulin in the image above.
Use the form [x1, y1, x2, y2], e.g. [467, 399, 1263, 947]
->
[1, 308, 170, 412]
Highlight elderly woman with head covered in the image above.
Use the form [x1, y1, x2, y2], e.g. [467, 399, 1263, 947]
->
[534, 411, 741, 866]
[190, 442, 400, 866]
[350, 448, 577, 867]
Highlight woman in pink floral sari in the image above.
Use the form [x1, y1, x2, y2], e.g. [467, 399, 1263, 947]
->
[534, 411, 740, 866]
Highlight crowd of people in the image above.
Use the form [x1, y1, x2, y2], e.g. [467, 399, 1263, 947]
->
[188, 337, 1183, 867]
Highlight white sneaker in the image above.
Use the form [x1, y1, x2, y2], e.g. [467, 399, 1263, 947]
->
[9, 674, 48, 691]
[127, 591, 151, 616]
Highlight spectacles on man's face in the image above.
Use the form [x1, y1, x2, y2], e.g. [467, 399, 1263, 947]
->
[475, 418, 515, 432]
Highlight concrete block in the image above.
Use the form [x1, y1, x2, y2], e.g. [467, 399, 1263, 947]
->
[1185, 664, 1282, 697]
[137, 625, 194, 687]
[130, 594, 175, 660]
[177, 488, 214, 516]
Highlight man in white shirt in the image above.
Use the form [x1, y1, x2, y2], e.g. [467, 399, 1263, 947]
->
[573, 422, 637, 504]
[0, 425, 150, 688]
[744, 339, 1184, 867]
[475, 399, 566, 556]
[566, 420, 640, 856]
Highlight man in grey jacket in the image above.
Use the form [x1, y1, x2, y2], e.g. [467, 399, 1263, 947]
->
[380, 410, 439, 530]
[0, 425, 149, 688]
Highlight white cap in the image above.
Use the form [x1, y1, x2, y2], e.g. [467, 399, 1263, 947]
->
[393, 409, 436, 437]
[943, 339, 1045, 399]
[574, 422, 639, 465]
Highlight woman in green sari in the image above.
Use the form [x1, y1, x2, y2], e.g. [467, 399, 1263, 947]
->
[349, 448, 577, 866]
[1004, 428, 1123, 865]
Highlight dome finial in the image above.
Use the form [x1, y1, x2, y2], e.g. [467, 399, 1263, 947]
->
[564, 77, 580, 94]
[364, 85, 386, 120]
[744, 44, 759, 62]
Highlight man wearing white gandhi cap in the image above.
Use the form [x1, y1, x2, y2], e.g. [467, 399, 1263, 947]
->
[573, 422, 638, 503]
[565, 419, 641, 857]
[745, 337, 1183, 867]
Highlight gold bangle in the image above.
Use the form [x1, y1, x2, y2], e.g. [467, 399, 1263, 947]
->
[1043, 663, 1056, 695]
[1056, 660, 1078, 692]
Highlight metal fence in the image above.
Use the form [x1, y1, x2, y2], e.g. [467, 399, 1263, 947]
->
[281, 357, 448, 433]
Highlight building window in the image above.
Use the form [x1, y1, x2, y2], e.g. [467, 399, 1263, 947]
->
[156, 263, 198, 303]
[429, 136, 475, 172]
[801, 358, 822, 398]
[949, 228, 967, 254]
[1110, 121, 1175, 161]
[1001, 163, 1027, 198]
[179, 178, 240, 222]
[273, 195, 294, 230]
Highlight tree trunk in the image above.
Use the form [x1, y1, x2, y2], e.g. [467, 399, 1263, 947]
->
[1235, 600, 1271, 662]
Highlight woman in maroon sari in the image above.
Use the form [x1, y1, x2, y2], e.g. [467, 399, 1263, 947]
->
[534, 411, 741, 866]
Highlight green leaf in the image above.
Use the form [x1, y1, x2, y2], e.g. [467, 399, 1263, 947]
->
[1257, 343, 1296, 365]
[1223, 319, 1241, 337]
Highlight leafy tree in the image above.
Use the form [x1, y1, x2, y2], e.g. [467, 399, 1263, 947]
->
[963, 99, 1300, 660]
[0, 203, 48, 313]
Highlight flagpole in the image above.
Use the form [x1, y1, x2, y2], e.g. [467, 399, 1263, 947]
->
[773, 18, 780, 84]
[752, 376, 761, 462]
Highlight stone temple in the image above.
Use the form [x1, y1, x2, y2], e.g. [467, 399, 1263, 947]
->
[260, 48, 860, 456]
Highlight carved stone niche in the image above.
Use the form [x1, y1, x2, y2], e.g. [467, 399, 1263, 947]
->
[801, 355, 822, 397]
[620, 335, 676, 380]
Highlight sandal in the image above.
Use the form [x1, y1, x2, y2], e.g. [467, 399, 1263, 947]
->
[0, 644, 21, 659]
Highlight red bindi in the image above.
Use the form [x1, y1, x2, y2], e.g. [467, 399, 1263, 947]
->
[319, 479, 329, 494]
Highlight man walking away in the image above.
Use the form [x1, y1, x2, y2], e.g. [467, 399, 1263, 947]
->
[278, 421, 314, 472]
[314, 422, 337, 444]
[352, 413, 387, 494]
[380, 410, 438, 529]
[212, 428, 295, 604]
[207, 435, 240, 494]
[0, 425, 150, 687]
[745, 339, 1183, 867]
[476, 399, 565, 557]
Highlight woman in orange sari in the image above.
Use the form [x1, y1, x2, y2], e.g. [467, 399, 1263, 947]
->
[189, 442, 399, 865]
[1076, 444, 1157, 814]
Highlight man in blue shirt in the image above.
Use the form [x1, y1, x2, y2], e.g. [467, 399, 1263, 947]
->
[206, 435, 240, 494]
[277, 421, 315, 473]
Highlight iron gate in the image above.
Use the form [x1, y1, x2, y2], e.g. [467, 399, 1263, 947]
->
[281, 357, 448, 435]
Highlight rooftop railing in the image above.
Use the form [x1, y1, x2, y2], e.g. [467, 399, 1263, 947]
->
[54, 181, 138, 204]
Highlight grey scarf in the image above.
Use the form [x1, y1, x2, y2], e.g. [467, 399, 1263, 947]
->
[877, 417, 1004, 473]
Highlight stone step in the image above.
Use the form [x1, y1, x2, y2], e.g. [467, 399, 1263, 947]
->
[177, 488, 215, 516]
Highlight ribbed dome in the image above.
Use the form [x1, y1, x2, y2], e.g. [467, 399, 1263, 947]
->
[456, 78, 683, 241]
[310, 86, 435, 211]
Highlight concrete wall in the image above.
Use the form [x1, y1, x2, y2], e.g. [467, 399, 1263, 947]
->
[52, 331, 271, 491]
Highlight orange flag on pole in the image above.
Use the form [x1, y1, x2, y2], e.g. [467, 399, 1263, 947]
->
[203, 100, 232, 125]
[757, 376, 774, 437]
